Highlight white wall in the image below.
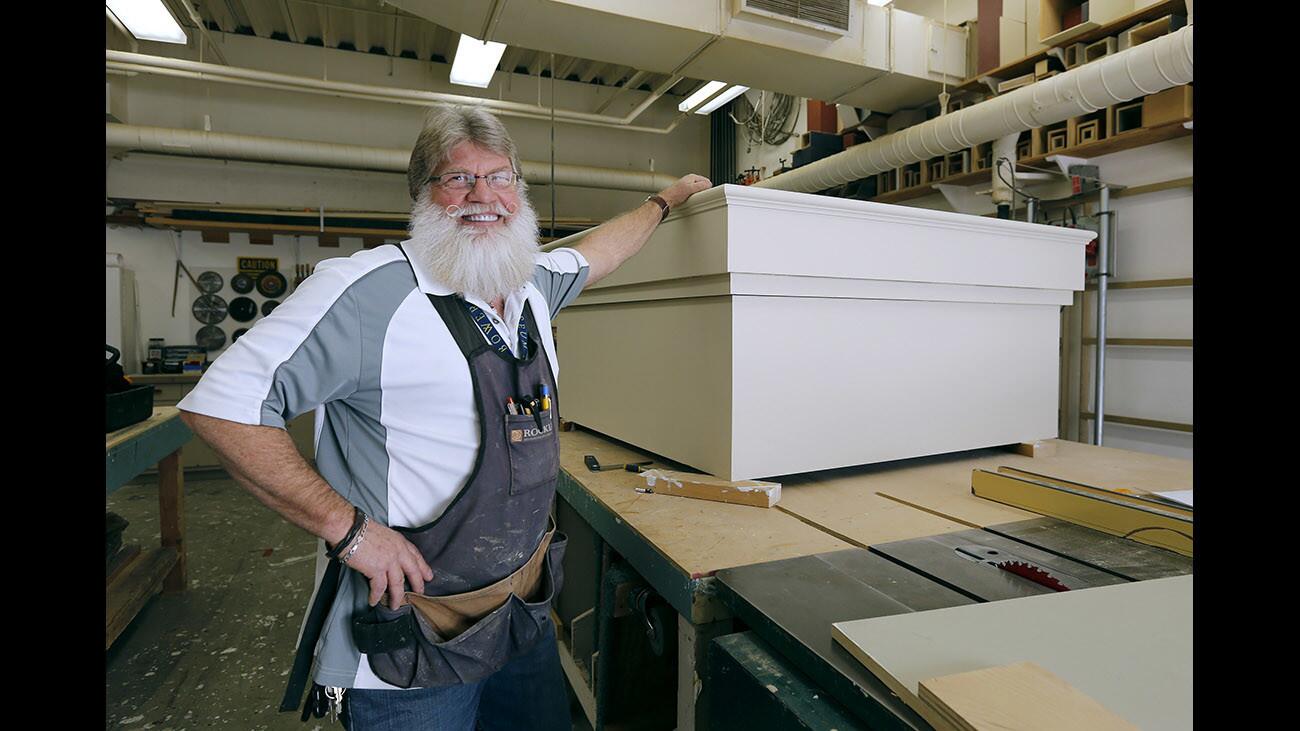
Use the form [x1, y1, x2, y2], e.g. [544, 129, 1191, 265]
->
[105, 226, 369, 360]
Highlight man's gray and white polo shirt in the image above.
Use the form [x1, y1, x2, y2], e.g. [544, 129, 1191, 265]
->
[176, 240, 589, 689]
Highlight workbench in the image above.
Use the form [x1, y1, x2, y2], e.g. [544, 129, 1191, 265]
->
[106, 406, 192, 649]
[551, 426, 1192, 730]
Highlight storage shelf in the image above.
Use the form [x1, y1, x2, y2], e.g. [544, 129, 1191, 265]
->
[1081, 338, 1191, 347]
[1087, 277, 1191, 291]
[866, 119, 1191, 205]
[955, 0, 1187, 95]
[1081, 412, 1192, 434]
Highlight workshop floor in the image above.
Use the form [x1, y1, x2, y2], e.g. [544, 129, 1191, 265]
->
[106, 472, 593, 731]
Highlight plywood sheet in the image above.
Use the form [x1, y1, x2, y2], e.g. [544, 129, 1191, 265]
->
[831, 576, 1193, 731]
[919, 661, 1138, 731]
[559, 429, 852, 579]
[777, 473, 971, 547]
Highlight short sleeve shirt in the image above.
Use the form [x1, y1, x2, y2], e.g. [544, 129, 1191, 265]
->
[176, 241, 589, 688]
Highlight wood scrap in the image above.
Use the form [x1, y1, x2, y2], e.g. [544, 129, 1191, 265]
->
[638, 469, 780, 508]
[918, 661, 1139, 731]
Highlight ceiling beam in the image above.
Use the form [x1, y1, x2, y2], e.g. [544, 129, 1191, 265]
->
[554, 56, 580, 80]
[579, 62, 606, 84]
[232, 0, 271, 37]
[279, 0, 302, 42]
[593, 68, 648, 114]
[174, 0, 228, 64]
[499, 46, 525, 73]
[526, 51, 546, 77]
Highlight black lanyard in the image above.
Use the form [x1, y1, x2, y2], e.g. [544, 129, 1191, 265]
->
[463, 300, 530, 359]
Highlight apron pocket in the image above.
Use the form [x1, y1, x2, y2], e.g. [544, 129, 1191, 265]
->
[356, 534, 568, 689]
[353, 604, 421, 689]
[504, 412, 559, 495]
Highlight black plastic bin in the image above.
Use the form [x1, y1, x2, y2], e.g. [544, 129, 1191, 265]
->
[106, 384, 155, 433]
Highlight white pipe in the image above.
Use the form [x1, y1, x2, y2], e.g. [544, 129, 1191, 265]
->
[106, 123, 678, 193]
[990, 133, 1018, 208]
[105, 50, 690, 135]
[756, 25, 1193, 192]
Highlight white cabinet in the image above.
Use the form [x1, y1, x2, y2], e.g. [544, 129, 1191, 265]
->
[554, 185, 1091, 480]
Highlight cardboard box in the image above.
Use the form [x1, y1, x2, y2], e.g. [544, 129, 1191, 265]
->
[554, 185, 1091, 480]
[1142, 84, 1192, 127]
[999, 17, 1027, 65]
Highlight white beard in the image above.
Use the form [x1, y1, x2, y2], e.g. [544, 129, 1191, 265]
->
[406, 194, 540, 301]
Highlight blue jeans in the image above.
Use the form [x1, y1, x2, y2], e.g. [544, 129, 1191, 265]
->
[346, 622, 571, 730]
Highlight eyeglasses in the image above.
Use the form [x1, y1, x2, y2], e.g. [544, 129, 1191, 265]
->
[431, 170, 518, 191]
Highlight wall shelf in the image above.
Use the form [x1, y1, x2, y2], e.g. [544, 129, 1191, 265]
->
[956, 0, 1187, 95]
[1080, 411, 1192, 434]
[863, 118, 1191, 205]
[1081, 338, 1191, 347]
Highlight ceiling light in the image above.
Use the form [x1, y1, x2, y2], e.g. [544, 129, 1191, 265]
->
[867, 0, 894, 6]
[106, 0, 187, 44]
[695, 85, 750, 115]
[678, 81, 727, 113]
[450, 34, 507, 88]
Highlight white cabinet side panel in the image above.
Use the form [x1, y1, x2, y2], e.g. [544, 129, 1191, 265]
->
[730, 296, 1061, 480]
[555, 298, 733, 477]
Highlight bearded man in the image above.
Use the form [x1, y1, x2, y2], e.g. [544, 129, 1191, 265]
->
[177, 104, 710, 730]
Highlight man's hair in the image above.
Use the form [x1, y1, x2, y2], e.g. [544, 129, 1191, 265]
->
[407, 105, 525, 201]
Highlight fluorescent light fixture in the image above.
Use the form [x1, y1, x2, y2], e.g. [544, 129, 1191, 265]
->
[867, 0, 893, 6]
[678, 80, 727, 113]
[695, 85, 750, 115]
[450, 34, 507, 88]
[106, 0, 187, 44]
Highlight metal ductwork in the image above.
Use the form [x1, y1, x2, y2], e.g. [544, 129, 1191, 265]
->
[105, 123, 678, 193]
[756, 25, 1193, 193]
[105, 51, 688, 135]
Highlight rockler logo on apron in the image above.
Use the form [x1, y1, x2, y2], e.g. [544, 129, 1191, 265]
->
[511, 423, 552, 443]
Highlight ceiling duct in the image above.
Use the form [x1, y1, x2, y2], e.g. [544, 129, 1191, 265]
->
[388, 0, 963, 113]
[755, 24, 1193, 193]
[738, 0, 853, 35]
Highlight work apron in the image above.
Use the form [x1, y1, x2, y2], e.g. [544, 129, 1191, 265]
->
[281, 268, 566, 711]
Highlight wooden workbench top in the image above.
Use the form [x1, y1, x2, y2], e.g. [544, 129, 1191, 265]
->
[107, 407, 183, 452]
[560, 429, 853, 579]
[561, 427, 1192, 578]
[127, 373, 203, 384]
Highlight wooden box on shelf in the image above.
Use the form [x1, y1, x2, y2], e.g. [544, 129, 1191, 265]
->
[1110, 100, 1145, 135]
[1068, 110, 1108, 146]
[924, 157, 946, 184]
[1142, 84, 1192, 127]
[1039, 0, 1135, 46]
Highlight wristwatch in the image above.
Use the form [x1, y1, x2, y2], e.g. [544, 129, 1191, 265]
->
[645, 194, 670, 222]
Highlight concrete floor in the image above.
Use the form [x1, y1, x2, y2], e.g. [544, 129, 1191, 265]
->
[106, 472, 592, 730]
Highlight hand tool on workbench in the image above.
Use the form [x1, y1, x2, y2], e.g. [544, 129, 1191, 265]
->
[584, 455, 652, 472]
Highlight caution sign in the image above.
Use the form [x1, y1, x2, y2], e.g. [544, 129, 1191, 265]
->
[238, 257, 279, 275]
